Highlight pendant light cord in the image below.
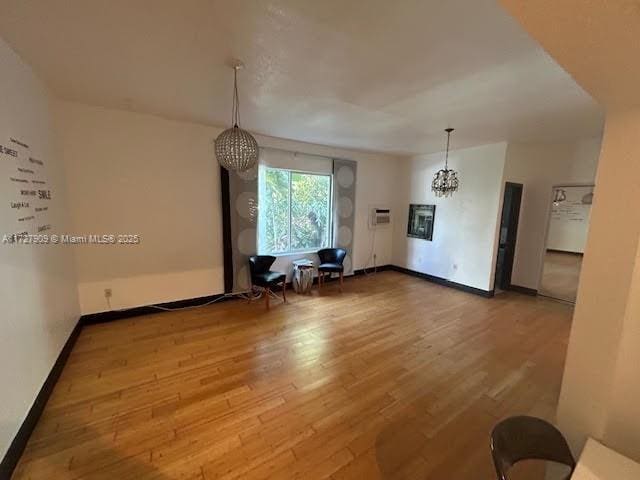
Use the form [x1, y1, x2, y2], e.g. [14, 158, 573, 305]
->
[444, 128, 454, 170]
[231, 67, 241, 127]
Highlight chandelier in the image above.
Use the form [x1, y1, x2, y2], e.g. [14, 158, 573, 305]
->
[214, 63, 258, 172]
[431, 128, 459, 197]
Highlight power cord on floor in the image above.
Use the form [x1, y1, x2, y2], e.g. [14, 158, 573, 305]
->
[105, 290, 251, 314]
[149, 292, 249, 311]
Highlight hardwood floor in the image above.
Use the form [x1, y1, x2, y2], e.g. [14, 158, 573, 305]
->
[13, 272, 573, 479]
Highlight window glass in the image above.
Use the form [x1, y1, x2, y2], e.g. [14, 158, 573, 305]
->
[258, 167, 332, 254]
[291, 172, 332, 251]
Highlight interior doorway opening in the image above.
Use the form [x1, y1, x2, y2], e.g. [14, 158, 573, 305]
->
[494, 182, 524, 293]
[539, 184, 594, 303]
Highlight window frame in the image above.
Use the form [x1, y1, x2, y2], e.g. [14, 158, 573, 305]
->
[258, 166, 334, 256]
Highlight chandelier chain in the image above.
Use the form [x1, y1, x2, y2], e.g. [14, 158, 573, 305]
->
[445, 129, 451, 170]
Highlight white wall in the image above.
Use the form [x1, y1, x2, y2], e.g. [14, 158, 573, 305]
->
[0, 39, 79, 458]
[392, 142, 508, 292]
[503, 138, 601, 289]
[603, 240, 640, 461]
[56, 102, 225, 314]
[556, 109, 640, 460]
[569, 137, 601, 182]
[56, 101, 400, 314]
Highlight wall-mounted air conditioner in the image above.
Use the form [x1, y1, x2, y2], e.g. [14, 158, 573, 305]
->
[370, 207, 391, 228]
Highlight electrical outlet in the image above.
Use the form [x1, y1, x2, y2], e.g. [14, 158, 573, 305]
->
[104, 288, 112, 298]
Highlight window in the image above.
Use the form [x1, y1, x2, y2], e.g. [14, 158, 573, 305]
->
[258, 167, 332, 254]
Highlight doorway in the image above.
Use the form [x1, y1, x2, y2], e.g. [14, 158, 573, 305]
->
[494, 182, 523, 292]
[539, 184, 594, 303]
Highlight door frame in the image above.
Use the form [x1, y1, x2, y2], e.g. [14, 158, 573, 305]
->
[494, 182, 524, 292]
[536, 182, 596, 295]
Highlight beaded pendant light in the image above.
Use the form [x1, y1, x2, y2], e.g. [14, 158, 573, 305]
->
[214, 63, 258, 172]
[431, 128, 460, 198]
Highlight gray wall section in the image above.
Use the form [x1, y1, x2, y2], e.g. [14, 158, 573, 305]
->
[229, 164, 258, 292]
[333, 158, 357, 275]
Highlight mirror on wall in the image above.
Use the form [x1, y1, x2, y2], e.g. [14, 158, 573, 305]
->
[539, 185, 594, 303]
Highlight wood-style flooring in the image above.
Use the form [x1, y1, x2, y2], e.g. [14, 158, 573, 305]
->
[13, 271, 574, 479]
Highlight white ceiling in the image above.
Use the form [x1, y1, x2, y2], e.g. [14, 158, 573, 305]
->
[0, 0, 603, 155]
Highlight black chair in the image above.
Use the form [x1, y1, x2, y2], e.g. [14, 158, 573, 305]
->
[317, 248, 347, 291]
[490, 416, 576, 480]
[248, 255, 286, 309]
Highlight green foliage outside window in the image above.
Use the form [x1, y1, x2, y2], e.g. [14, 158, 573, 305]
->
[258, 167, 332, 254]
